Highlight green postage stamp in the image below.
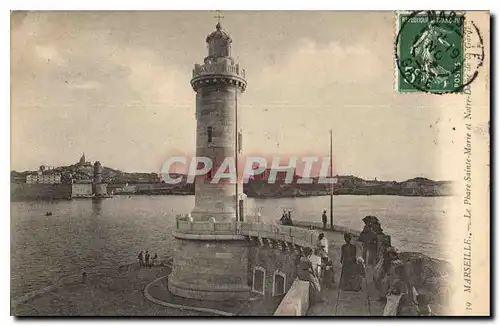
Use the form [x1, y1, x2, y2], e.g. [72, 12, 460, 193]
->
[395, 11, 466, 93]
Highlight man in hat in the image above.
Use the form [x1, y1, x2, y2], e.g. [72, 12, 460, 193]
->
[321, 210, 327, 230]
[138, 250, 144, 267]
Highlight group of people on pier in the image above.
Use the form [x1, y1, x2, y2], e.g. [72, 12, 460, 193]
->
[296, 232, 338, 302]
[137, 250, 158, 267]
[295, 213, 433, 316]
[358, 216, 433, 316]
[279, 209, 293, 226]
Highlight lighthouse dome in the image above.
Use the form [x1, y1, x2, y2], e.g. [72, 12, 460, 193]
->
[206, 23, 231, 42]
[205, 23, 232, 58]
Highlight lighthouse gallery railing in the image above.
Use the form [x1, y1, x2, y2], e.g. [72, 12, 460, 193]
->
[174, 216, 319, 248]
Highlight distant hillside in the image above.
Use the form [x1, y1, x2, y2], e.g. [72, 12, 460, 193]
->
[243, 175, 454, 198]
[11, 165, 160, 185]
[11, 167, 454, 197]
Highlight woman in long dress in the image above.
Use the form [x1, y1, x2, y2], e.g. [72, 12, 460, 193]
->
[359, 222, 377, 265]
[340, 233, 359, 291]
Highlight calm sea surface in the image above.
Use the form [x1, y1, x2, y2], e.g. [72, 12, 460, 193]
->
[11, 195, 451, 300]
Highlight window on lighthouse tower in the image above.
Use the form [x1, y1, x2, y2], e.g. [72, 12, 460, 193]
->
[238, 131, 242, 153]
[207, 126, 213, 143]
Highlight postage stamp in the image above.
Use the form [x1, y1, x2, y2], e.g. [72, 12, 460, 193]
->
[395, 11, 466, 93]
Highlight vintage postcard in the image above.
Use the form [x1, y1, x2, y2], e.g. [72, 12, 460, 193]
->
[10, 10, 490, 316]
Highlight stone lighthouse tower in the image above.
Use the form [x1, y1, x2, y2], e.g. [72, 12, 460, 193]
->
[168, 21, 250, 301]
[93, 161, 107, 197]
[190, 21, 247, 221]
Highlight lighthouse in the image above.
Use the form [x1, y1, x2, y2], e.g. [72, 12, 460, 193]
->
[168, 19, 250, 301]
[93, 161, 107, 197]
[190, 20, 247, 221]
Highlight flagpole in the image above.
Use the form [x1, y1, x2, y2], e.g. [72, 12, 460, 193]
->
[330, 129, 334, 229]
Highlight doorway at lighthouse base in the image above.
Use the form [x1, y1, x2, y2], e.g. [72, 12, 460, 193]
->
[167, 236, 301, 302]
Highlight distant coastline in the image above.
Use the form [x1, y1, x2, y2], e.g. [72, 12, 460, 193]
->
[11, 165, 454, 200]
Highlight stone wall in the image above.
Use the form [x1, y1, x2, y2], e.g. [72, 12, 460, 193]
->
[248, 244, 299, 297]
[170, 219, 319, 302]
[274, 279, 310, 316]
[72, 183, 92, 197]
[11, 183, 72, 201]
[168, 237, 250, 301]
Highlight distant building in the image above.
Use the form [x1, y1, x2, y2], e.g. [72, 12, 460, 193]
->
[115, 184, 136, 194]
[26, 174, 62, 184]
[251, 168, 300, 184]
[78, 152, 92, 166]
[72, 182, 93, 197]
[72, 153, 94, 183]
[39, 165, 56, 173]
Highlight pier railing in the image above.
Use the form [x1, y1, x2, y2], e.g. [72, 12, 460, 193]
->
[291, 220, 361, 237]
[174, 215, 319, 248]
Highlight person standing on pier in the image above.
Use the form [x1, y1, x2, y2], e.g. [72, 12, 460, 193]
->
[377, 247, 403, 301]
[309, 249, 323, 278]
[340, 233, 358, 291]
[353, 257, 366, 291]
[321, 210, 327, 230]
[280, 210, 287, 224]
[280, 209, 293, 226]
[145, 251, 150, 267]
[152, 253, 158, 266]
[138, 251, 144, 267]
[359, 216, 378, 265]
[316, 233, 329, 258]
[320, 257, 335, 288]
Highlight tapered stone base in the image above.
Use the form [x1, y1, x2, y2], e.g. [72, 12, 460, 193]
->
[168, 277, 250, 301]
[168, 237, 250, 301]
[191, 206, 236, 221]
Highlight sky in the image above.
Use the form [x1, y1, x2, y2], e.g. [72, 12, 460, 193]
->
[10, 11, 464, 181]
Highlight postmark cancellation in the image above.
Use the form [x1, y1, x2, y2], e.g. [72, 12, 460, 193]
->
[395, 11, 484, 94]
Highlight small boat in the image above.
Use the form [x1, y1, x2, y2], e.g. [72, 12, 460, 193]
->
[45, 212, 53, 216]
